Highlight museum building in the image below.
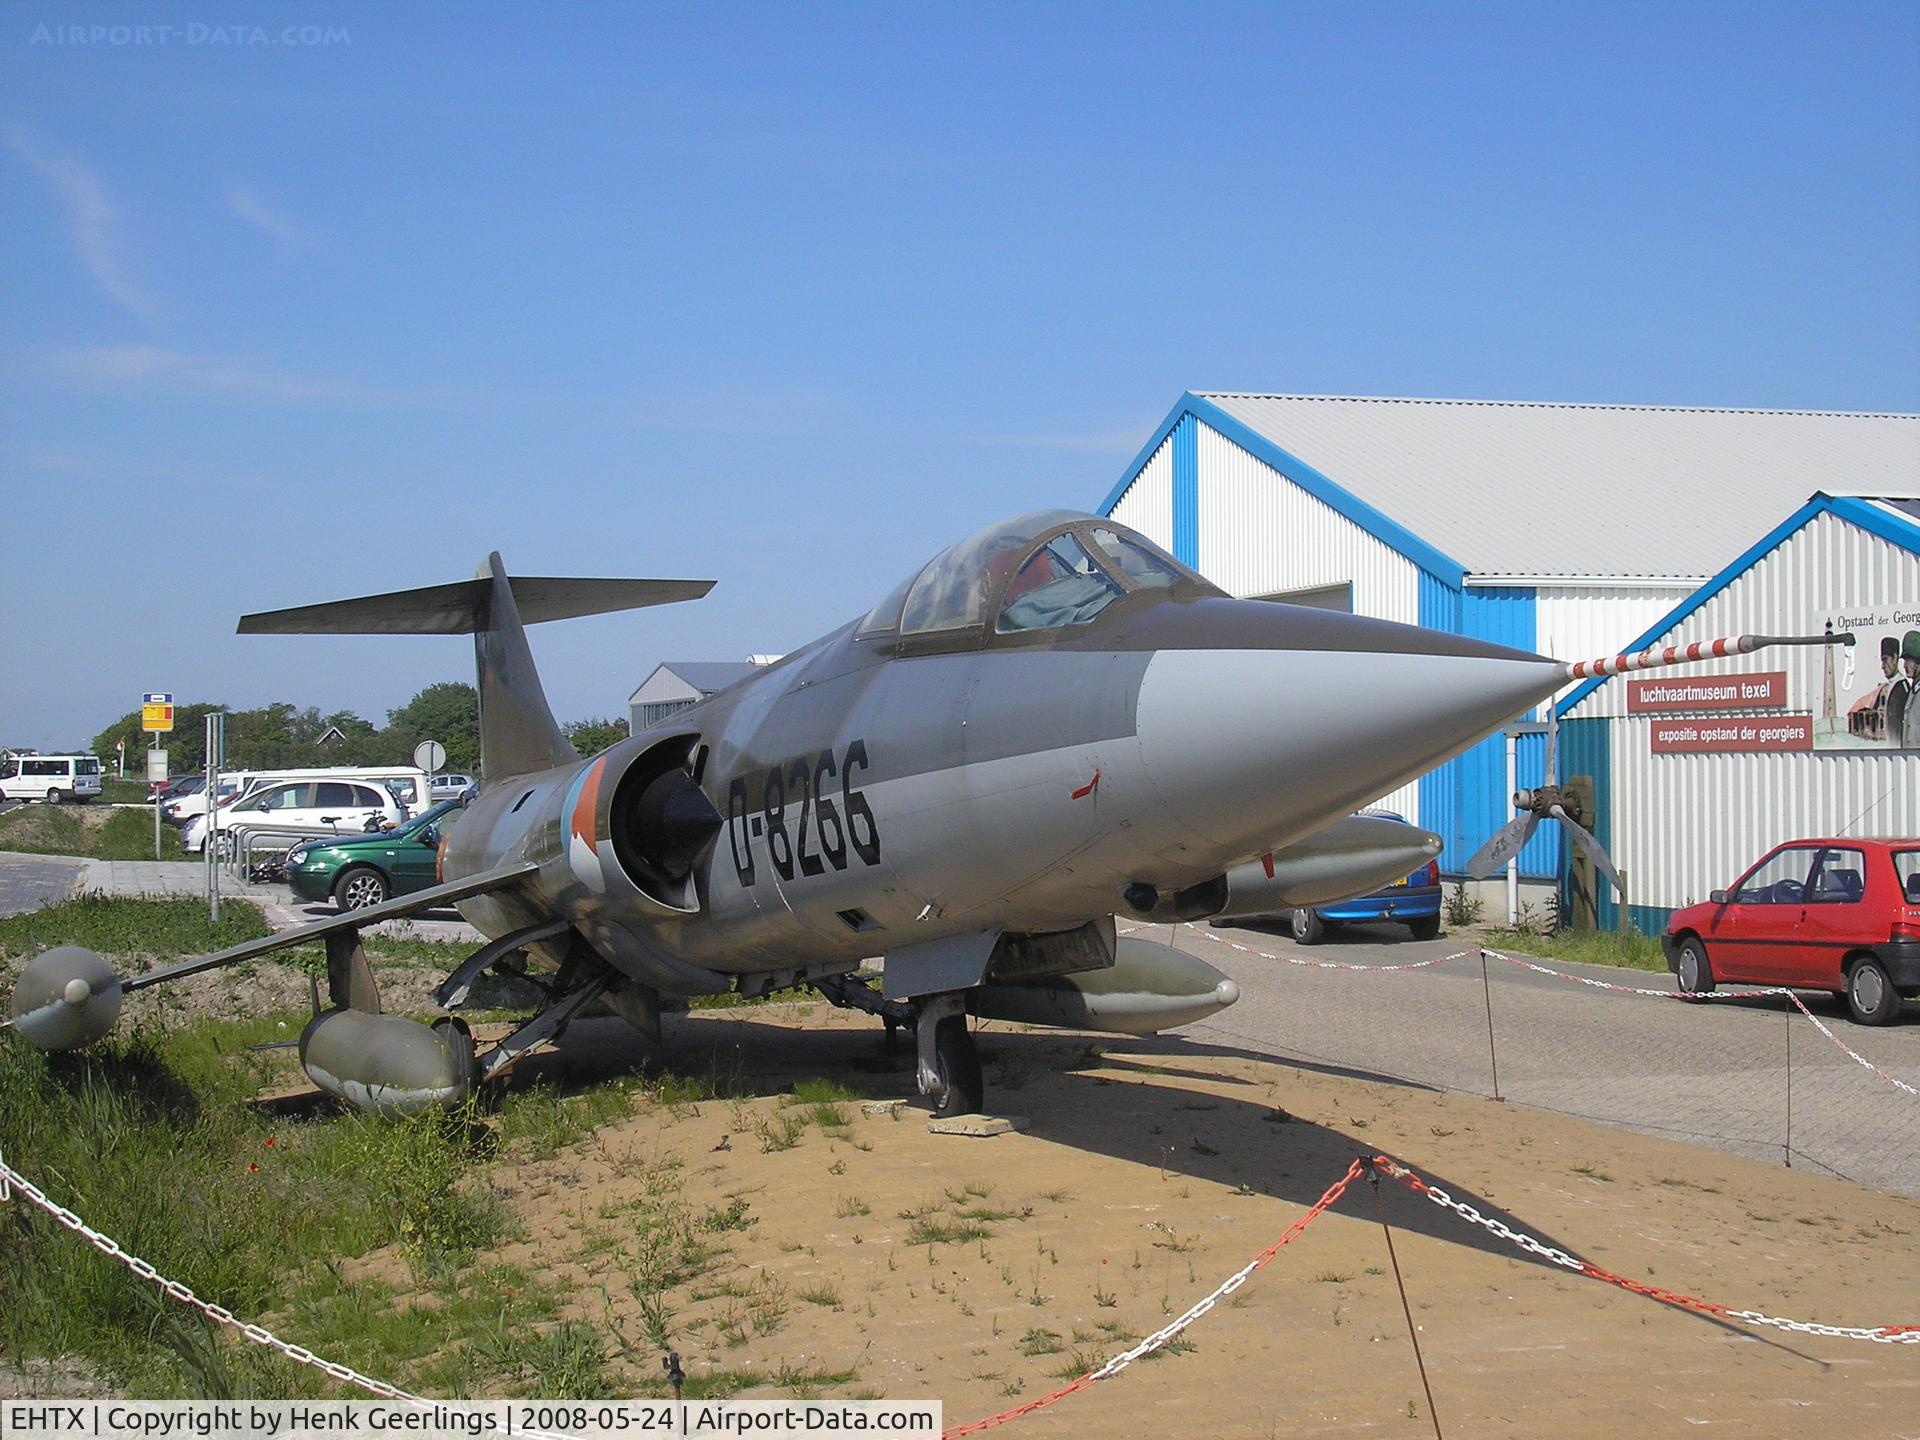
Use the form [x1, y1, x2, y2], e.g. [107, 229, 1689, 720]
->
[1098, 393, 1920, 927]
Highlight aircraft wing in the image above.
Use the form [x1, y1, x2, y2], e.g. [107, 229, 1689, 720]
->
[120, 862, 541, 994]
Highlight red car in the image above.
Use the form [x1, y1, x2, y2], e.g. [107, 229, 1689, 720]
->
[1662, 839, 1920, 1025]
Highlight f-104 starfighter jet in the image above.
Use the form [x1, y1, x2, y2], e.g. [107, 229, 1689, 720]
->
[9, 508, 1840, 1118]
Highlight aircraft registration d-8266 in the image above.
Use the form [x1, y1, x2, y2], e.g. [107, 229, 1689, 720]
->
[8, 509, 1846, 1119]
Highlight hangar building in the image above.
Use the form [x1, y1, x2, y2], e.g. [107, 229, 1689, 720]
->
[1559, 492, 1920, 933]
[629, 660, 767, 733]
[1098, 393, 1920, 889]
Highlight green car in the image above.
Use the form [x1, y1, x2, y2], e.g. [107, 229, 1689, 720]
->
[286, 799, 465, 911]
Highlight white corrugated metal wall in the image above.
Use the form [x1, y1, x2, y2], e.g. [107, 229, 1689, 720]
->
[1567, 510, 1919, 912]
[1193, 423, 1420, 623]
[1109, 434, 1173, 540]
[1536, 584, 1696, 703]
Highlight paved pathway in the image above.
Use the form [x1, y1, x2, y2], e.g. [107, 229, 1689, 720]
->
[0, 853, 85, 918]
[1170, 918, 1920, 1197]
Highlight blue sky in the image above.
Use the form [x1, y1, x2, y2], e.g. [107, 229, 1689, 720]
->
[3, 0, 1917, 751]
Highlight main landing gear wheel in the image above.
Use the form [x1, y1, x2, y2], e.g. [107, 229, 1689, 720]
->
[1845, 957, 1900, 1026]
[1676, 937, 1715, 995]
[914, 994, 984, 1118]
[931, 1014, 983, 1119]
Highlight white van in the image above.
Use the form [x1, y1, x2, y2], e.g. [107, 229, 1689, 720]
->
[0, 754, 103, 804]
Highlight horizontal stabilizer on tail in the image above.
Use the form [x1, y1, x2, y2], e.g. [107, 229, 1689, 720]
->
[237, 552, 715, 783]
[239, 572, 712, 635]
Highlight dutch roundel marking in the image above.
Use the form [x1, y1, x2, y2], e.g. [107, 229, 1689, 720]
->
[727, 739, 880, 889]
[562, 756, 608, 893]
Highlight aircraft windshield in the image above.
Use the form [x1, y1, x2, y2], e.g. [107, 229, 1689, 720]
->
[898, 509, 1084, 636]
[996, 533, 1125, 633]
[859, 510, 1221, 641]
[1088, 527, 1192, 590]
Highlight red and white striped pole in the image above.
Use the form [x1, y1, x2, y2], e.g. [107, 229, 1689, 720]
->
[1563, 632, 1851, 682]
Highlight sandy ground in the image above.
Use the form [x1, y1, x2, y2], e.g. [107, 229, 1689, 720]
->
[420, 1002, 1920, 1440]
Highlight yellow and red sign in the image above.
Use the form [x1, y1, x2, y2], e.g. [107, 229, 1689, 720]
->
[141, 692, 174, 733]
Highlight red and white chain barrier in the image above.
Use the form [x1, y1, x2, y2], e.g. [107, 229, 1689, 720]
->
[943, 1158, 1370, 1437]
[1179, 922, 1918, 1099]
[1478, 945, 1920, 1098]
[6, 1134, 1915, 1440]
[0, 1147, 429, 1400]
[1371, 1155, 1919, 1345]
[1124, 921, 1470, 974]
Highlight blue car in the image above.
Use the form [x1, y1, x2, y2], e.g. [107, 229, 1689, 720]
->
[1289, 812, 1443, 945]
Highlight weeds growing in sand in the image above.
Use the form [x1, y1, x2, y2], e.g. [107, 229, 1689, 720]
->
[834, 1195, 871, 1218]
[754, 1112, 807, 1152]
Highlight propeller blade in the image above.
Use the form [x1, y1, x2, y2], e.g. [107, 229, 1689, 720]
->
[1544, 704, 1559, 788]
[1465, 814, 1539, 879]
[1549, 804, 1623, 896]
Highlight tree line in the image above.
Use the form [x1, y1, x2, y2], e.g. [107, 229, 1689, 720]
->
[89, 683, 631, 776]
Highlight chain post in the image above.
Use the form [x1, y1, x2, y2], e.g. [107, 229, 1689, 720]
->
[1479, 949, 1503, 1101]
[1369, 1164, 1443, 1440]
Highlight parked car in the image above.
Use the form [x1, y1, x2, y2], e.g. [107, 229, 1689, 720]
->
[1284, 811, 1443, 944]
[0, 754, 102, 804]
[285, 798, 465, 910]
[162, 774, 256, 825]
[1662, 838, 1920, 1025]
[183, 778, 403, 854]
[429, 772, 476, 802]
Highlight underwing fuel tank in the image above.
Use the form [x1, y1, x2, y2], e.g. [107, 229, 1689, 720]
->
[298, 1010, 477, 1116]
[1215, 814, 1444, 921]
[969, 937, 1239, 1036]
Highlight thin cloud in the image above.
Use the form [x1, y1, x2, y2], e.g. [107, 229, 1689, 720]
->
[6, 128, 160, 324]
[226, 185, 315, 250]
[46, 343, 475, 409]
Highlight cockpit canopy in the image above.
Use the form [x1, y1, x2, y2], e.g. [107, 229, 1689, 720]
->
[859, 510, 1221, 644]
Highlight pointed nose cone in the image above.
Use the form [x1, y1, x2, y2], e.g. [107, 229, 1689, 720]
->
[1134, 602, 1563, 856]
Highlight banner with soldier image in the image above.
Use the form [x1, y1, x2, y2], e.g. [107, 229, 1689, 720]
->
[1821, 605, 1920, 750]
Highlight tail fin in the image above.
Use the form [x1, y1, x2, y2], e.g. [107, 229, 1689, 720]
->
[239, 556, 712, 782]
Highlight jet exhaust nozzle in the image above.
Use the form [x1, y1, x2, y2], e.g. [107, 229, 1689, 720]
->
[970, 937, 1239, 1036]
[9, 947, 124, 1051]
[299, 1010, 477, 1115]
[629, 768, 724, 882]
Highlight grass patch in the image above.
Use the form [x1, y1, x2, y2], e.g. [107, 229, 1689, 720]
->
[0, 1014, 516, 1396]
[1483, 925, 1667, 972]
[0, 805, 186, 861]
[0, 893, 270, 961]
[906, 1217, 994, 1246]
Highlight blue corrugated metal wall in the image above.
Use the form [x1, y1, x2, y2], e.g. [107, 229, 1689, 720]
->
[1417, 577, 1548, 877]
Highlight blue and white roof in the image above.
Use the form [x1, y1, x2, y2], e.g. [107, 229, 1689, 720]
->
[1108, 393, 1920, 584]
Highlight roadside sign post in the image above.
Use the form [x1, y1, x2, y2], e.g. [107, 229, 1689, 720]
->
[147, 748, 168, 860]
[204, 712, 225, 923]
[142, 694, 174, 860]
